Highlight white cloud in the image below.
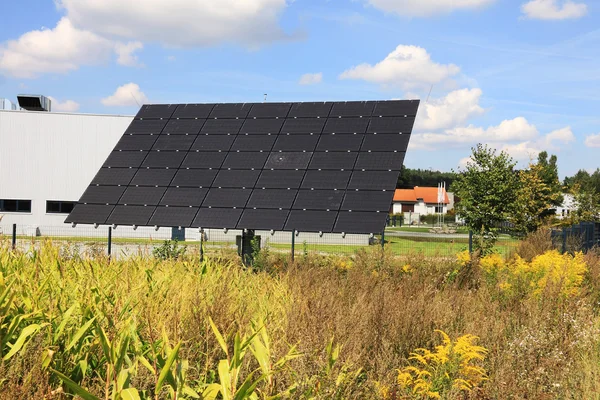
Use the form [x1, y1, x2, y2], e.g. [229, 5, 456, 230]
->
[339, 45, 460, 90]
[298, 72, 323, 85]
[366, 0, 495, 17]
[101, 83, 148, 107]
[58, 0, 290, 47]
[115, 41, 144, 67]
[415, 88, 485, 131]
[521, 0, 587, 20]
[585, 133, 600, 148]
[0, 17, 113, 78]
[48, 96, 80, 112]
[167, 55, 176, 62]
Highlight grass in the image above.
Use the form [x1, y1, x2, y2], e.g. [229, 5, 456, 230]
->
[1, 233, 600, 399]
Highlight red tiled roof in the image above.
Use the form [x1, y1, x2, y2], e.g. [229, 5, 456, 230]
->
[393, 186, 449, 204]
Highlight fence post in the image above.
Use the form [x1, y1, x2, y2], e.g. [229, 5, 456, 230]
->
[468, 230, 473, 254]
[562, 227, 567, 254]
[291, 230, 295, 262]
[12, 224, 16, 250]
[107, 226, 112, 259]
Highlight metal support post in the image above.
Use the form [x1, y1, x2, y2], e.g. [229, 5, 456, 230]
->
[12, 224, 16, 250]
[108, 227, 112, 259]
[562, 227, 567, 254]
[291, 230, 295, 262]
[200, 229, 204, 262]
[468, 230, 473, 254]
[381, 230, 385, 249]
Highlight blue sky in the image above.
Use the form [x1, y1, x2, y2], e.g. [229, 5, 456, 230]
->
[0, 0, 598, 177]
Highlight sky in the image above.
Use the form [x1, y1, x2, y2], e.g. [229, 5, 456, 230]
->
[0, 0, 599, 177]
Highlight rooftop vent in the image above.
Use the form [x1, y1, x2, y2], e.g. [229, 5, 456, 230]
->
[17, 94, 51, 112]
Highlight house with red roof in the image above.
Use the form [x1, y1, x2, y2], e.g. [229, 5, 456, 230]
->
[392, 186, 449, 215]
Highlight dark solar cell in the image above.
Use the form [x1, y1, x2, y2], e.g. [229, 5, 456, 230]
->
[334, 211, 387, 234]
[281, 118, 326, 134]
[190, 135, 235, 151]
[91, 168, 136, 186]
[284, 210, 337, 232]
[115, 135, 157, 151]
[330, 101, 375, 117]
[247, 189, 297, 209]
[172, 169, 217, 187]
[240, 118, 283, 134]
[200, 119, 243, 134]
[323, 117, 369, 133]
[213, 170, 260, 188]
[308, 152, 357, 170]
[152, 135, 196, 151]
[209, 103, 251, 119]
[256, 170, 305, 189]
[131, 168, 176, 186]
[202, 188, 251, 208]
[355, 152, 404, 171]
[192, 208, 242, 228]
[80, 186, 125, 204]
[164, 119, 205, 134]
[231, 135, 276, 151]
[367, 117, 416, 133]
[173, 103, 215, 119]
[316, 134, 363, 151]
[223, 152, 268, 169]
[135, 104, 176, 119]
[120, 187, 166, 206]
[348, 171, 398, 190]
[265, 152, 312, 170]
[150, 207, 198, 227]
[248, 103, 291, 118]
[107, 205, 155, 226]
[288, 102, 333, 118]
[293, 190, 343, 211]
[237, 209, 288, 230]
[373, 100, 419, 117]
[301, 170, 351, 189]
[103, 151, 147, 168]
[142, 151, 186, 168]
[125, 119, 167, 134]
[160, 187, 208, 207]
[64, 204, 114, 224]
[182, 152, 227, 168]
[273, 135, 318, 151]
[341, 191, 394, 212]
[361, 134, 410, 152]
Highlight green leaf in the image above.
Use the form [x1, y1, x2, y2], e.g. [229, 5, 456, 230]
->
[156, 341, 181, 393]
[54, 303, 78, 343]
[218, 359, 232, 400]
[51, 369, 101, 400]
[182, 385, 201, 398]
[202, 384, 221, 400]
[66, 316, 96, 351]
[120, 388, 141, 400]
[3, 323, 44, 360]
[96, 323, 112, 363]
[117, 368, 131, 391]
[209, 317, 228, 357]
[138, 355, 156, 375]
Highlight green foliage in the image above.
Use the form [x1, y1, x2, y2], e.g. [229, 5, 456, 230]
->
[152, 239, 186, 260]
[536, 151, 563, 208]
[452, 144, 520, 253]
[397, 166, 457, 189]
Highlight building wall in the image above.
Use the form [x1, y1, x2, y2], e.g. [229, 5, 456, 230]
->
[392, 201, 447, 215]
[0, 110, 133, 229]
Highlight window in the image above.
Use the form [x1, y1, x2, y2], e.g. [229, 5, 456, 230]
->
[435, 206, 444, 213]
[46, 201, 76, 214]
[0, 199, 32, 213]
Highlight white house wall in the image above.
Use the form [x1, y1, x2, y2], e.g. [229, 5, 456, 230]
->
[0, 110, 133, 230]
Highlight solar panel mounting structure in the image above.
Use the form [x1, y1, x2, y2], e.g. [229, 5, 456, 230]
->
[66, 100, 419, 258]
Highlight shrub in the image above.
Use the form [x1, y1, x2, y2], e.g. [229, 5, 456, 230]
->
[152, 239, 186, 260]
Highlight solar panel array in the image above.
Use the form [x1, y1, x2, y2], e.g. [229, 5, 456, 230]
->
[66, 100, 418, 234]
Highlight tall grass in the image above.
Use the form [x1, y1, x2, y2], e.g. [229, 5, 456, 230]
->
[1, 238, 600, 398]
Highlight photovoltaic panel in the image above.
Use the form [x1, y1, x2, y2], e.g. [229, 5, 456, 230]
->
[247, 189, 297, 209]
[193, 208, 242, 229]
[131, 169, 177, 186]
[237, 209, 288, 230]
[150, 207, 198, 227]
[256, 170, 305, 189]
[334, 212, 388, 234]
[173, 103, 215, 119]
[172, 169, 217, 187]
[284, 210, 337, 232]
[120, 187, 166, 206]
[91, 168, 136, 186]
[68, 100, 419, 233]
[160, 187, 208, 207]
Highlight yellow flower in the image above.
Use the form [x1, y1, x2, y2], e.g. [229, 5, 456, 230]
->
[456, 250, 471, 266]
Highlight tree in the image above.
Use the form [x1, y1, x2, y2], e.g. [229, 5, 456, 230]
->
[568, 184, 600, 223]
[536, 151, 563, 209]
[452, 144, 520, 253]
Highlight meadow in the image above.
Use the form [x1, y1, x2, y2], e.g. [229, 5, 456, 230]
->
[1, 230, 599, 399]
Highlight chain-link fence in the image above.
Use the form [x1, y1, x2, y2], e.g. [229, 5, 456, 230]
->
[0, 222, 521, 260]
